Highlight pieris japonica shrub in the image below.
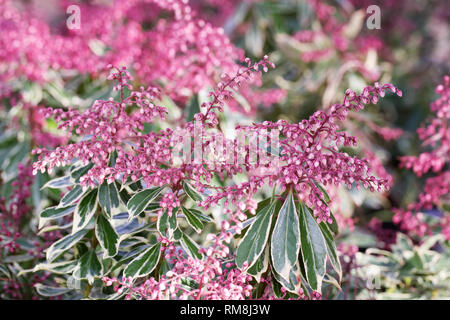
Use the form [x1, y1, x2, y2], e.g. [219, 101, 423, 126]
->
[0, 0, 447, 301]
[26, 53, 402, 299]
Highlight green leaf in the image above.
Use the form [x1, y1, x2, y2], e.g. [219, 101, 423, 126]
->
[145, 202, 161, 212]
[95, 215, 120, 258]
[0, 265, 11, 278]
[2, 142, 28, 175]
[180, 234, 202, 259]
[124, 179, 143, 192]
[119, 185, 131, 204]
[30, 260, 78, 275]
[40, 204, 76, 228]
[70, 163, 94, 182]
[44, 82, 72, 107]
[327, 211, 339, 235]
[186, 94, 200, 122]
[109, 244, 151, 273]
[32, 171, 44, 214]
[183, 182, 203, 202]
[127, 187, 164, 221]
[312, 182, 338, 235]
[123, 243, 161, 279]
[270, 192, 300, 282]
[98, 180, 120, 216]
[59, 185, 84, 207]
[46, 229, 88, 262]
[271, 277, 284, 299]
[319, 221, 342, 281]
[313, 181, 331, 203]
[4, 254, 34, 263]
[35, 284, 73, 297]
[236, 201, 276, 269]
[0, 132, 17, 149]
[187, 208, 213, 223]
[115, 218, 153, 237]
[157, 208, 178, 239]
[323, 274, 343, 292]
[271, 258, 301, 294]
[246, 23, 264, 58]
[73, 250, 103, 285]
[248, 245, 270, 282]
[42, 175, 72, 189]
[299, 204, 327, 292]
[108, 150, 118, 167]
[181, 206, 203, 233]
[173, 228, 183, 241]
[72, 189, 98, 233]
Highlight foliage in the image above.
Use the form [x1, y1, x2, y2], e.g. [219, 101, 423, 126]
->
[330, 234, 450, 300]
[0, 0, 449, 300]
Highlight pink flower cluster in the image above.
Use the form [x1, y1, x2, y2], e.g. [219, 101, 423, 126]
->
[134, 8, 243, 103]
[159, 192, 181, 217]
[394, 76, 450, 239]
[32, 57, 276, 206]
[33, 65, 168, 185]
[0, 0, 250, 104]
[202, 83, 402, 223]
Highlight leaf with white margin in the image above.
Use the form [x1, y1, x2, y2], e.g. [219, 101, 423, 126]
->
[59, 185, 84, 207]
[181, 206, 203, 233]
[247, 245, 270, 282]
[42, 175, 72, 190]
[39, 204, 76, 229]
[46, 229, 88, 262]
[72, 250, 103, 285]
[180, 234, 202, 259]
[19, 260, 78, 276]
[72, 189, 98, 234]
[95, 215, 120, 258]
[98, 180, 120, 217]
[123, 243, 161, 279]
[299, 203, 327, 292]
[157, 208, 178, 239]
[126, 187, 164, 221]
[35, 284, 73, 297]
[319, 219, 342, 281]
[236, 201, 276, 269]
[270, 192, 300, 282]
[182, 182, 203, 202]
